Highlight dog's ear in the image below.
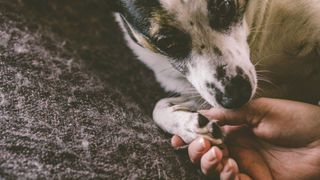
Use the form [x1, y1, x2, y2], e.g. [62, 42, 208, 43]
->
[119, 14, 159, 52]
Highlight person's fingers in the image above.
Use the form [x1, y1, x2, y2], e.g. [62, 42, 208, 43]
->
[199, 98, 272, 126]
[188, 137, 211, 163]
[199, 107, 249, 126]
[220, 158, 239, 180]
[200, 147, 224, 175]
[171, 135, 186, 148]
[237, 173, 252, 180]
[229, 145, 273, 180]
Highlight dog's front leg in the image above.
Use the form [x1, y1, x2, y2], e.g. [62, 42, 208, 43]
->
[153, 97, 224, 144]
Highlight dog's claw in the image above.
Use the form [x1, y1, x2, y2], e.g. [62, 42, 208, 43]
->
[198, 114, 210, 128]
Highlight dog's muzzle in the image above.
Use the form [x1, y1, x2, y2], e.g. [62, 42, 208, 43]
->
[216, 75, 252, 109]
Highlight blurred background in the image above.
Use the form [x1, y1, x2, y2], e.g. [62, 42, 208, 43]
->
[0, 0, 206, 179]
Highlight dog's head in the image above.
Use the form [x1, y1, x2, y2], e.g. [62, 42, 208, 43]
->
[117, 0, 256, 108]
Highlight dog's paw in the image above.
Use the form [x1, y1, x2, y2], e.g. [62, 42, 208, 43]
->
[179, 113, 224, 144]
[153, 97, 224, 145]
[197, 114, 224, 142]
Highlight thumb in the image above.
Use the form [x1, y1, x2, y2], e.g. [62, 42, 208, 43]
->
[199, 99, 267, 126]
[199, 108, 249, 126]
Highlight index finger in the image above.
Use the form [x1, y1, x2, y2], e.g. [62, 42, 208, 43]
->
[198, 107, 250, 126]
[198, 98, 271, 126]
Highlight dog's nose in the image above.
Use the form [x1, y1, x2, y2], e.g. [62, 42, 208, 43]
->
[216, 75, 252, 109]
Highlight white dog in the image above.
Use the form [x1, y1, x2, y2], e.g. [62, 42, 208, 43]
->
[113, 0, 320, 144]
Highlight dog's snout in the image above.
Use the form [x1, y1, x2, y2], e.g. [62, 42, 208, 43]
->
[216, 75, 252, 109]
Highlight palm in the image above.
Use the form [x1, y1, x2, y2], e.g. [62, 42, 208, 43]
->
[226, 127, 320, 180]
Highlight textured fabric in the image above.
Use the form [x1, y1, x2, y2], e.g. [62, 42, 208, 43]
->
[0, 1, 204, 179]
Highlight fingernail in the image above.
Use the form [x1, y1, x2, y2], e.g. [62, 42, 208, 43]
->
[171, 136, 179, 147]
[195, 138, 207, 152]
[207, 147, 217, 161]
[225, 159, 235, 172]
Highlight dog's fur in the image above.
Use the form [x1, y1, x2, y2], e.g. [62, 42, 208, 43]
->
[113, 0, 320, 143]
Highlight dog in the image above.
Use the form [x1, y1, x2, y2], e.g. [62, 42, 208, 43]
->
[112, 0, 320, 144]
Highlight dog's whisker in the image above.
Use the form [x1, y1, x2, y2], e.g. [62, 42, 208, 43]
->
[256, 71, 277, 87]
[256, 69, 273, 73]
[254, 53, 282, 67]
[255, 86, 265, 96]
[249, 22, 285, 32]
[257, 78, 279, 89]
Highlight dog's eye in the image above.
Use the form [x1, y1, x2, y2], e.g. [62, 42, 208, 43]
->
[208, 0, 236, 31]
[152, 27, 191, 59]
[154, 35, 175, 53]
[217, 0, 233, 17]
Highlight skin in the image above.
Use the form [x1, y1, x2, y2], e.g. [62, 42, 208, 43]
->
[171, 98, 320, 180]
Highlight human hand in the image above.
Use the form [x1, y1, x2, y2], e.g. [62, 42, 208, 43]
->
[172, 98, 320, 180]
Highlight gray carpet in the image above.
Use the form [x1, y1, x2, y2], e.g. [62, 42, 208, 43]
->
[0, 1, 205, 179]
